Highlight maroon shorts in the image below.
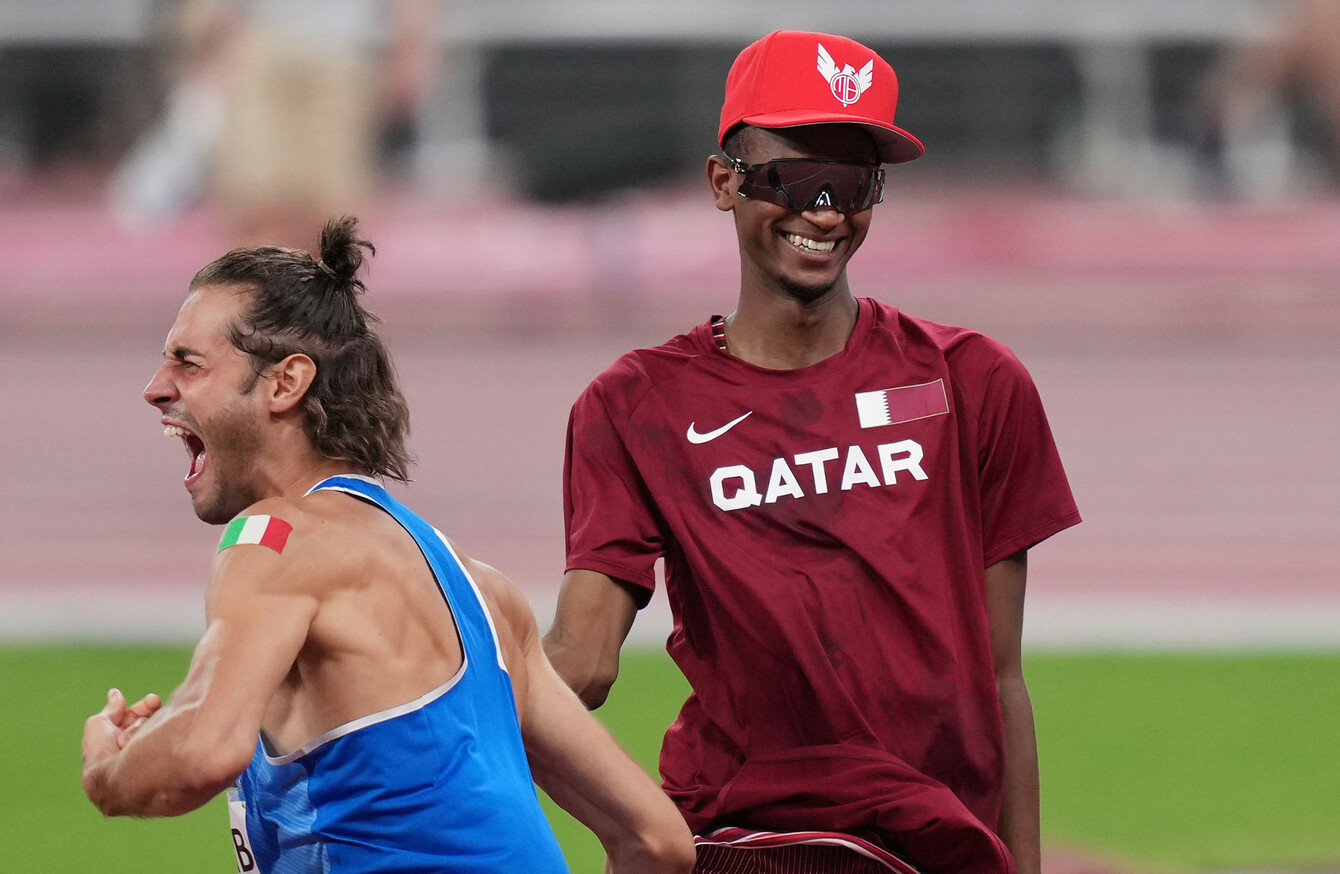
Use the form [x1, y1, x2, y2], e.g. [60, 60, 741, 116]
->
[693, 828, 921, 874]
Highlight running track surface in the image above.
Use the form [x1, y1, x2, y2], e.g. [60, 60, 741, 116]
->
[1, 184, 1337, 648]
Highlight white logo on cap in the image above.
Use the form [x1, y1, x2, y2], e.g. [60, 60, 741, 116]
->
[817, 43, 874, 107]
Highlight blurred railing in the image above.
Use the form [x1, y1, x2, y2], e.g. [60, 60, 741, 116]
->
[0, 0, 1277, 44]
[0, 0, 1287, 197]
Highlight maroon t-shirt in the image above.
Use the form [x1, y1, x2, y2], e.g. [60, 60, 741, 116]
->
[564, 299, 1080, 871]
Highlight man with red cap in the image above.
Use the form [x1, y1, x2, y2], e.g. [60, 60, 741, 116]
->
[544, 31, 1080, 874]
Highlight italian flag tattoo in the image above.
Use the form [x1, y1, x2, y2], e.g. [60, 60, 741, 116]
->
[218, 515, 293, 554]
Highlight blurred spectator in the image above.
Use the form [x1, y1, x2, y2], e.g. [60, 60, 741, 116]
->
[109, 1, 232, 228]
[112, 0, 443, 248]
[1198, 0, 1340, 198]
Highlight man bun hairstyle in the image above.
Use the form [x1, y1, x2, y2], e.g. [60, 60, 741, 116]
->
[315, 216, 370, 288]
[190, 216, 413, 482]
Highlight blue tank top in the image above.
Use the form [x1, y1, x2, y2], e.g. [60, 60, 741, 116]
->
[234, 475, 569, 873]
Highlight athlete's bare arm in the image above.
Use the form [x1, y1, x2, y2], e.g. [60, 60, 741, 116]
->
[461, 556, 694, 874]
[82, 497, 323, 817]
[542, 568, 640, 709]
[984, 549, 1040, 874]
[83, 490, 474, 817]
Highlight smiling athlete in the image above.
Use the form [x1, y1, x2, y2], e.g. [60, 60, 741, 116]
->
[81, 217, 694, 874]
[544, 31, 1081, 874]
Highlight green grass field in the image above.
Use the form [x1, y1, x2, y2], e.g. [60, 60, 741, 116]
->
[3, 645, 1337, 872]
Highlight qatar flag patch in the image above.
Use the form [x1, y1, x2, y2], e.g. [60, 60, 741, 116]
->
[855, 379, 949, 429]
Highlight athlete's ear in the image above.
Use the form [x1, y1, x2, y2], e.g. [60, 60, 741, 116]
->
[707, 155, 738, 212]
[265, 354, 317, 414]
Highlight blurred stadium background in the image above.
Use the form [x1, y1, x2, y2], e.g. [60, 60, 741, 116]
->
[1, 0, 1337, 871]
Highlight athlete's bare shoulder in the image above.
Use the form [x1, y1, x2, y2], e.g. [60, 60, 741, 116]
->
[206, 491, 368, 603]
[448, 542, 536, 667]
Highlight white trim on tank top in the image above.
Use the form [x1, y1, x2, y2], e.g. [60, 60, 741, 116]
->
[262, 670, 465, 765]
[264, 474, 510, 764]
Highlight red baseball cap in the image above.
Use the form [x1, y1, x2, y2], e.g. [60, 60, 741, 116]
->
[719, 30, 924, 165]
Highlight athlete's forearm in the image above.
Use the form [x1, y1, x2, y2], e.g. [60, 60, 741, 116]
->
[532, 744, 695, 874]
[543, 569, 639, 709]
[83, 698, 246, 817]
[83, 753, 223, 818]
[996, 669, 1041, 874]
[534, 764, 687, 872]
[983, 552, 1039, 872]
[524, 659, 694, 872]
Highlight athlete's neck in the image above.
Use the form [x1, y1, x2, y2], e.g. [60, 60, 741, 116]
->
[288, 461, 369, 498]
[256, 452, 368, 504]
[723, 290, 859, 370]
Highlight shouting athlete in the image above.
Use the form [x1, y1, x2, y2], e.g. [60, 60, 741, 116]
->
[81, 217, 695, 873]
[544, 31, 1081, 874]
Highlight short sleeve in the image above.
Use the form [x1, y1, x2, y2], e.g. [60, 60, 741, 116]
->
[563, 378, 663, 600]
[973, 347, 1081, 566]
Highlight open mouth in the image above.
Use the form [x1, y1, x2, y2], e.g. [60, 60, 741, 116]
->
[163, 423, 206, 486]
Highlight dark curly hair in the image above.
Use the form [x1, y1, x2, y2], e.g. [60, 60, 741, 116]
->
[189, 216, 412, 482]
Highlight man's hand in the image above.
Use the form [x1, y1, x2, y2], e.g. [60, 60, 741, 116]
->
[82, 689, 126, 769]
[83, 688, 163, 767]
[118, 691, 163, 747]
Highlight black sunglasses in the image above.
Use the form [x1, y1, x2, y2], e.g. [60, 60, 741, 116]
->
[726, 156, 885, 212]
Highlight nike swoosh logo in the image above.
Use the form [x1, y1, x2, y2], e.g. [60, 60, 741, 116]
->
[687, 411, 753, 444]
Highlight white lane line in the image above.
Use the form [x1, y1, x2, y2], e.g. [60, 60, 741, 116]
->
[4, 584, 1340, 650]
